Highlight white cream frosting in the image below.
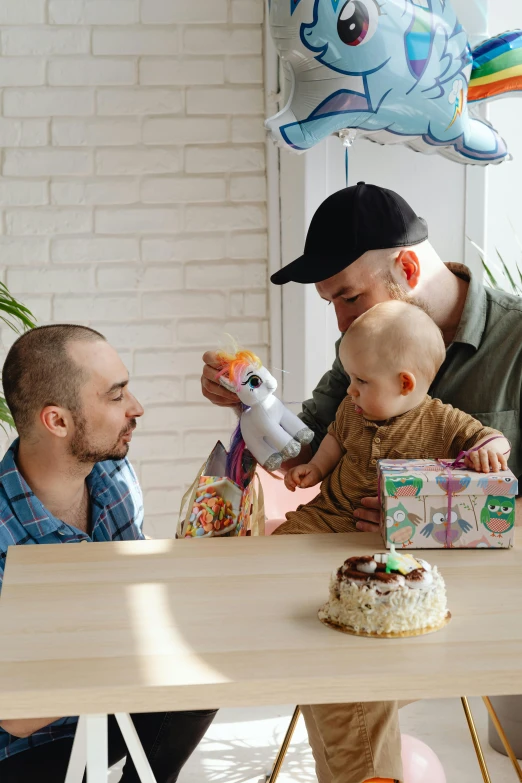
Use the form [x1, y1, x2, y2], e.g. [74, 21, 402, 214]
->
[356, 560, 377, 574]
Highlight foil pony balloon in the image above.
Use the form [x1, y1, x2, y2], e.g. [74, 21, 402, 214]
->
[265, 0, 522, 165]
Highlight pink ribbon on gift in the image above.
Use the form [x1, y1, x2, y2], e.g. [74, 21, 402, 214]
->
[437, 436, 509, 548]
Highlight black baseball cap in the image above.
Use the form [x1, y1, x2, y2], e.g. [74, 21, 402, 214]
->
[271, 182, 428, 285]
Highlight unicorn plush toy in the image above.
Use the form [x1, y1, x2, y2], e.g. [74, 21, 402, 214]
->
[217, 348, 314, 476]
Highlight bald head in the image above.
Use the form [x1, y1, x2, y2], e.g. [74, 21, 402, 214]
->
[342, 300, 445, 385]
[341, 239, 438, 278]
[3, 324, 106, 437]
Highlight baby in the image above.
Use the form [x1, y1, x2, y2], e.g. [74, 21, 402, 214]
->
[277, 300, 510, 535]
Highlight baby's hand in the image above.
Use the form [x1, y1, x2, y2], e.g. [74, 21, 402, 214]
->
[284, 464, 323, 492]
[464, 448, 508, 474]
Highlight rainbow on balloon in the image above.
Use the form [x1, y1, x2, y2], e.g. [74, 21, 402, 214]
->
[469, 30, 522, 103]
[447, 80, 465, 130]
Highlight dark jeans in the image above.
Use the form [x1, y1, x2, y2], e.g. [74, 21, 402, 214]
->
[1, 709, 217, 783]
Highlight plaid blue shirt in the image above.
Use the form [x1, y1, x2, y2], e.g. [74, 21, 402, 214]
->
[0, 439, 144, 762]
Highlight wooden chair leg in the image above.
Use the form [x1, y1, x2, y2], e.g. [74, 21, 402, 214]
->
[461, 697, 493, 783]
[483, 697, 522, 782]
[266, 706, 301, 783]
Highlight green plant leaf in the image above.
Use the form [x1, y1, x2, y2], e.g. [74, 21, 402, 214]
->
[516, 263, 522, 289]
[496, 249, 519, 294]
[471, 234, 522, 297]
[0, 395, 14, 432]
[481, 259, 500, 289]
[0, 297, 36, 329]
[0, 300, 35, 319]
[0, 306, 36, 332]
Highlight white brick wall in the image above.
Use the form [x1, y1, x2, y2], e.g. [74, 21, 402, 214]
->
[0, 0, 269, 540]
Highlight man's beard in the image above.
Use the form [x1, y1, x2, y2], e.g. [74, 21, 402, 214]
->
[381, 272, 433, 317]
[69, 414, 136, 463]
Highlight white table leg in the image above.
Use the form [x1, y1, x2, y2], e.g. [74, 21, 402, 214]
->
[65, 712, 155, 783]
[115, 713, 157, 783]
[86, 714, 109, 783]
[65, 715, 87, 783]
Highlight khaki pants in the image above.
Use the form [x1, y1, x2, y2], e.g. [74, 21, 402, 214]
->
[300, 701, 404, 783]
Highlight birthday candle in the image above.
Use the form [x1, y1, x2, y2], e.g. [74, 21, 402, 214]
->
[386, 543, 402, 573]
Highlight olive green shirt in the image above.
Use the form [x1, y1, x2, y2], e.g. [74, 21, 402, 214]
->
[299, 264, 522, 480]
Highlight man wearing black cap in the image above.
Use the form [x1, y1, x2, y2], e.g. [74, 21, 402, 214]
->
[201, 183, 522, 783]
[203, 181, 521, 490]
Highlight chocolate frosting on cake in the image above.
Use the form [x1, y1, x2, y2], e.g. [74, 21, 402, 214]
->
[335, 553, 433, 591]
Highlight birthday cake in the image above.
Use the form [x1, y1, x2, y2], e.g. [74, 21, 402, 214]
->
[318, 547, 450, 638]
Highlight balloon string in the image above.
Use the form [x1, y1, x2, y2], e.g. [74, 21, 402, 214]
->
[345, 146, 349, 186]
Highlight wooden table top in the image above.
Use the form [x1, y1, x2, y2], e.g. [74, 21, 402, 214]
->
[1, 533, 522, 719]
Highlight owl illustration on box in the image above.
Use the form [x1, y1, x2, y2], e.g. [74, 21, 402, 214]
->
[420, 504, 473, 547]
[385, 475, 423, 498]
[477, 474, 518, 496]
[480, 496, 515, 538]
[435, 473, 471, 495]
[385, 502, 422, 548]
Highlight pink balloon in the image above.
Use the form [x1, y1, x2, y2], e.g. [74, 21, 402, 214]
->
[401, 734, 446, 783]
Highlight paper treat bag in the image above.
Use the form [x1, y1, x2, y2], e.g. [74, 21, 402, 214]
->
[378, 458, 518, 549]
[177, 442, 265, 539]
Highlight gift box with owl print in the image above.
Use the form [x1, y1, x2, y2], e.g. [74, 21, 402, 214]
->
[378, 459, 518, 550]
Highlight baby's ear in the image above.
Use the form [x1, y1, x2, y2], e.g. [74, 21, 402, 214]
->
[399, 371, 416, 395]
[219, 375, 236, 393]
